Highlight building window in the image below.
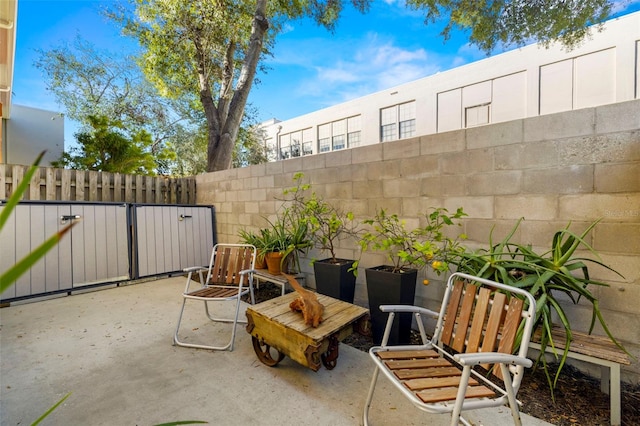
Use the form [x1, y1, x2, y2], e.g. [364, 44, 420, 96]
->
[381, 101, 416, 141]
[279, 133, 291, 159]
[290, 131, 302, 158]
[278, 128, 313, 158]
[316, 117, 360, 153]
[332, 119, 346, 150]
[465, 104, 490, 127]
[347, 116, 361, 148]
[318, 123, 331, 153]
[302, 128, 314, 155]
[348, 131, 361, 147]
[332, 135, 346, 150]
[381, 123, 396, 141]
[398, 101, 416, 138]
[303, 141, 313, 155]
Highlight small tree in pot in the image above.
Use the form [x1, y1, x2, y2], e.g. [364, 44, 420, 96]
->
[357, 207, 467, 344]
[285, 173, 361, 302]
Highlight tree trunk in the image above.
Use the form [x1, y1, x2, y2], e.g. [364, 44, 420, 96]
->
[206, 0, 269, 172]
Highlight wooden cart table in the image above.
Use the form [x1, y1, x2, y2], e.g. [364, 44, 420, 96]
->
[246, 292, 369, 371]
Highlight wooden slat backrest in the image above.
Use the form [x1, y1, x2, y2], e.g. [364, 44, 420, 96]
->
[467, 287, 491, 353]
[451, 284, 477, 352]
[440, 280, 464, 345]
[210, 245, 254, 285]
[440, 279, 527, 376]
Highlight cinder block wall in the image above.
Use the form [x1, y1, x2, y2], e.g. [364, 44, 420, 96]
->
[196, 99, 640, 382]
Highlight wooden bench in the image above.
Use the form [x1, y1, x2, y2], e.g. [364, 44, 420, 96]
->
[363, 272, 537, 426]
[529, 324, 631, 426]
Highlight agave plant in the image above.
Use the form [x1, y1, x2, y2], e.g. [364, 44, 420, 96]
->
[451, 218, 630, 395]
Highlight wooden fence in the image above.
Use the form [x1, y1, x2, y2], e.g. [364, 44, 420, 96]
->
[0, 164, 196, 204]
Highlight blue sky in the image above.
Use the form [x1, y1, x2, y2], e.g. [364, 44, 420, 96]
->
[13, 0, 640, 148]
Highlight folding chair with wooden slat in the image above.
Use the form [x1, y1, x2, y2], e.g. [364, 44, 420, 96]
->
[363, 272, 537, 426]
[173, 243, 257, 351]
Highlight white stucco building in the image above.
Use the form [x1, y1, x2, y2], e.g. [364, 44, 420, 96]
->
[261, 12, 640, 161]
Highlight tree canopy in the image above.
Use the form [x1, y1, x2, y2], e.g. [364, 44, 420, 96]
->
[407, 0, 611, 51]
[35, 36, 180, 174]
[52, 115, 159, 175]
[108, 0, 370, 172]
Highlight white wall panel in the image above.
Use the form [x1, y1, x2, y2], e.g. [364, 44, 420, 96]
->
[575, 48, 616, 109]
[437, 89, 462, 132]
[540, 59, 573, 115]
[492, 71, 527, 123]
[637, 41, 640, 99]
[462, 81, 492, 107]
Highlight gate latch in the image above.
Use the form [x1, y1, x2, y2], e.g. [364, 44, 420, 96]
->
[60, 215, 82, 224]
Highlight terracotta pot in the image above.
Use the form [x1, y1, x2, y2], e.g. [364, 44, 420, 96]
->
[255, 255, 267, 270]
[265, 252, 283, 275]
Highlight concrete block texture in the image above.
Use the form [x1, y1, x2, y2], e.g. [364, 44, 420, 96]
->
[420, 129, 465, 154]
[467, 170, 522, 195]
[521, 140, 560, 169]
[194, 100, 639, 382]
[596, 99, 640, 134]
[558, 131, 640, 165]
[524, 107, 595, 142]
[351, 143, 382, 164]
[595, 162, 640, 193]
[382, 178, 421, 198]
[383, 137, 421, 160]
[594, 222, 640, 254]
[466, 119, 523, 149]
[494, 195, 558, 220]
[523, 165, 594, 194]
[400, 155, 439, 178]
[560, 193, 640, 221]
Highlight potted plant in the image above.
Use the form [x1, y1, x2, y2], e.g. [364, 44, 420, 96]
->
[265, 210, 311, 275]
[357, 207, 467, 345]
[450, 218, 631, 395]
[286, 173, 361, 302]
[238, 228, 268, 269]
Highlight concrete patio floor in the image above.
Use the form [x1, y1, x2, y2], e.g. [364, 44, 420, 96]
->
[0, 276, 553, 426]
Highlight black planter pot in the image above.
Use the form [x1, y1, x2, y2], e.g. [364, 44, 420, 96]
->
[313, 258, 357, 303]
[365, 266, 417, 345]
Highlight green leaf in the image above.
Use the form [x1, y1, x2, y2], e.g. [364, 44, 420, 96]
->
[0, 151, 45, 231]
[31, 392, 71, 426]
[1, 224, 74, 295]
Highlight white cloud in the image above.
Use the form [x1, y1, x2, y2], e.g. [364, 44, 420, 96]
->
[286, 32, 446, 105]
[610, 0, 638, 14]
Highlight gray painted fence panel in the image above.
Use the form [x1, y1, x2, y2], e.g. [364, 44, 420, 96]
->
[132, 205, 214, 279]
[1, 202, 215, 302]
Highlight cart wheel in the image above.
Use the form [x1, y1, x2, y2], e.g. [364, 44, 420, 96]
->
[321, 335, 339, 370]
[252, 337, 285, 367]
[321, 352, 337, 370]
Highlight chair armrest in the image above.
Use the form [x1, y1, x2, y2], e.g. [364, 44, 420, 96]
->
[454, 352, 533, 368]
[183, 266, 207, 273]
[239, 268, 256, 276]
[380, 305, 439, 319]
